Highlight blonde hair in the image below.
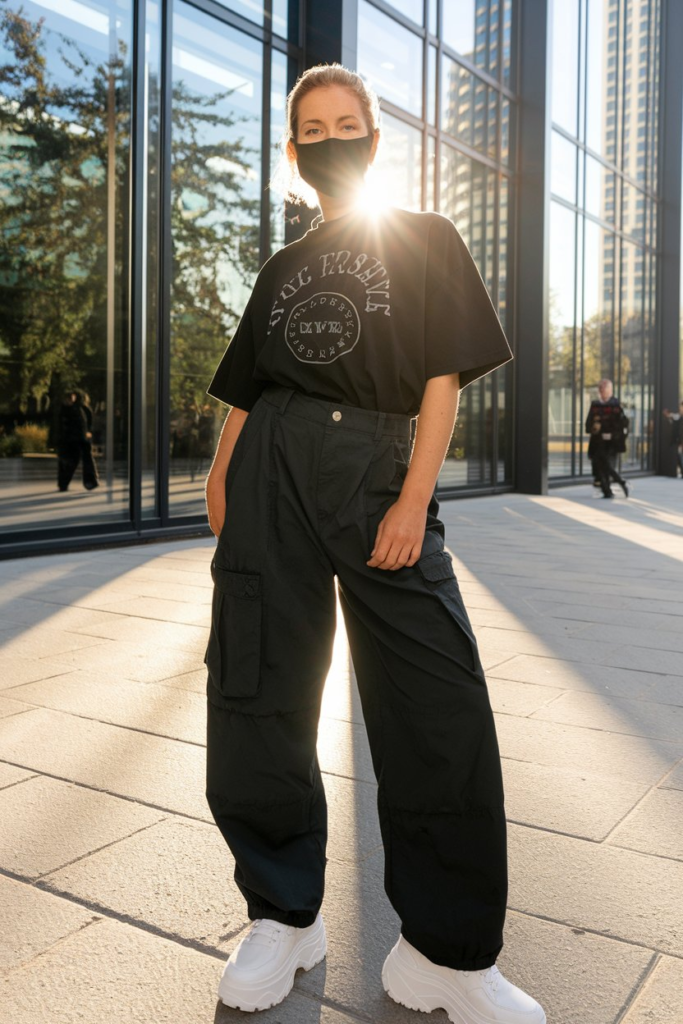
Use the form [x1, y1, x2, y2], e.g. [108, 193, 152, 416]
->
[269, 63, 381, 208]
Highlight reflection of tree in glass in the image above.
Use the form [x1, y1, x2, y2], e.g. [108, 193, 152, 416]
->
[0, 2, 128, 438]
[169, 74, 261, 419]
[0, 2, 262, 447]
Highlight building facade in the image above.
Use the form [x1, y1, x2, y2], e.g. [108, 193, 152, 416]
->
[0, 0, 681, 556]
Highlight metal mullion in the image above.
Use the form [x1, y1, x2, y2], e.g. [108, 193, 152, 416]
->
[158, 0, 173, 526]
[259, 1, 273, 264]
[128, 0, 146, 530]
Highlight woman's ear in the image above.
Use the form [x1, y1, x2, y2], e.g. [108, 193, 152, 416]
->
[286, 137, 297, 167]
[368, 128, 380, 165]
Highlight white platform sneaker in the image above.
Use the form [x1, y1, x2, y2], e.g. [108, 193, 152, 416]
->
[217, 914, 327, 1012]
[382, 935, 546, 1024]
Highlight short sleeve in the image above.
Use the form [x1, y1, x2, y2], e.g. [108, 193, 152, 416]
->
[206, 293, 264, 412]
[424, 214, 513, 388]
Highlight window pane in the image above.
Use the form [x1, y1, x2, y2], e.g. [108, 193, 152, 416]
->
[584, 154, 615, 221]
[371, 113, 422, 210]
[438, 149, 489, 488]
[620, 238, 647, 471]
[548, 202, 577, 477]
[443, 0, 475, 60]
[213, 0, 264, 26]
[502, 0, 513, 90]
[586, 0, 611, 156]
[581, 219, 615, 475]
[442, 54, 489, 155]
[169, 3, 262, 517]
[358, 1, 423, 118]
[551, 131, 577, 205]
[427, 44, 437, 125]
[0, 0, 132, 535]
[551, 0, 579, 136]
[385, 0, 423, 24]
[270, 50, 288, 255]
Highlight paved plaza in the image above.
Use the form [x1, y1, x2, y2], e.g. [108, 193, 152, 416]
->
[0, 478, 682, 1023]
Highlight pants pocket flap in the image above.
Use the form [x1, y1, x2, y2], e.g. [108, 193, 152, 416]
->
[417, 550, 456, 583]
[211, 562, 261, 599]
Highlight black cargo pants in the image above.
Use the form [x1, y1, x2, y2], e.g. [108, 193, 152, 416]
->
[205, 384, 508, 971]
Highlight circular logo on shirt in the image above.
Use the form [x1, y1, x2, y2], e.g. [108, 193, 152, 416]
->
[285, 292, 361, 364]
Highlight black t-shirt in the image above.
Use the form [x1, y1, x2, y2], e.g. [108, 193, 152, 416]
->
[207, 206, 513, 417]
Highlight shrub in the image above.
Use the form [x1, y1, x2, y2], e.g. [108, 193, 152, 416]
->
[0, 434, 23, 457]
[14, 423, 49, 453]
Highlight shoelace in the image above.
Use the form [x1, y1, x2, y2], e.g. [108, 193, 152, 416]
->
[461, 965, 500, 993]
[244, 919, 292, 947]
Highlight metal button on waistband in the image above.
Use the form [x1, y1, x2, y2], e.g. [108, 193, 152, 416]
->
[332, 410, 342, 421]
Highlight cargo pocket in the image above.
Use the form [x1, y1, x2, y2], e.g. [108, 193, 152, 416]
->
[204, 559, 262, 699]
[416, 550, 479, 672]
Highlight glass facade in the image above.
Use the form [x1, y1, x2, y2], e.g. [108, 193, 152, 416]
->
[358, 0, 516, 491]
[0, 0, 297, 542]
[0, 0, 679, 554]
[548, 0, 662, 478]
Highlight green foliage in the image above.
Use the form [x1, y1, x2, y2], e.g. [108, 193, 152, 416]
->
[0, 432, 22, 457]
[14, 421, 48, 451]
[0, 0, 262, 426]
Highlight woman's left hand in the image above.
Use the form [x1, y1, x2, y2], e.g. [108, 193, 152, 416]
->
[366, 495, 427, 570]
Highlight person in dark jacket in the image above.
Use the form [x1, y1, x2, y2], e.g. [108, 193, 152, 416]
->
[56, 390, 100, 492]
[662, 401, 683, 478]
[585, 379, 629, 499]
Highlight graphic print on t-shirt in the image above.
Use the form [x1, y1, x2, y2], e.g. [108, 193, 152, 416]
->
[286, 292, 360, 363]
[267, 247, 391, 366]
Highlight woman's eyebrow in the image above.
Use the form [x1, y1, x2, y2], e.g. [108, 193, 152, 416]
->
[300, 114, 360, 127]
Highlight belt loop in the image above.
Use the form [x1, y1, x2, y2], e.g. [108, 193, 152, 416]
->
[276, 387, 296, 414]
[374, 411, 386, 440]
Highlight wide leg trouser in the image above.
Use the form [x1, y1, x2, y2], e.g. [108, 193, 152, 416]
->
[205, 384, 508, 971]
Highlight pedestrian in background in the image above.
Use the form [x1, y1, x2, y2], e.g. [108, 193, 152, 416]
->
[662, 401, 683, 478]
[586, 379, 629, 499]
[204, 63, 545, 1024]
[56, 390, 99, 492]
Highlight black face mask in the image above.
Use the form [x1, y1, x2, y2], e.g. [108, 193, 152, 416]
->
[292, 134, 374, 198]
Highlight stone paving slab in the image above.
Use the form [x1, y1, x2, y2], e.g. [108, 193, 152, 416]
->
[530, 690, 683, 742]
[0, 874, 94, 973]
[0, 696, 32, 718]
[501, 758, 650, 841]
[0, 775, 164, 879]
[607, 787, 683, 860]
[43, 816, 249, 949]
[621, 955, 683, 1024]
[46, 638, 205, 682]
[495, 713, 681, 785]
[487, 655, 683, 702]
[0, 626, 106, 661]
[0, 654, 74, 689]
[0, 707, 206, 818]
[0, 761, 35, 789]
[486, 677, 565, 716]
[6, 671, 206, 745]
[507, 822, 683, 957]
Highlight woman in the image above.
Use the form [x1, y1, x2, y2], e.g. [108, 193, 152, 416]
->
[204, 64, 546, 1024]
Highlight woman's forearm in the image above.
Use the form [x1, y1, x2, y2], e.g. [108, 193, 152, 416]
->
[207, 405, 249, 484]
[398, 373, 460, 509]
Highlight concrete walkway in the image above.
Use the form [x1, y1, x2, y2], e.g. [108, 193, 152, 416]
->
[0, 478, 682, 1024]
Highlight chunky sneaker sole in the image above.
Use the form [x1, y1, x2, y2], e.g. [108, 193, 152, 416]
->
[382, 936, 546, 1024]
[218, 915, 327, 1012]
